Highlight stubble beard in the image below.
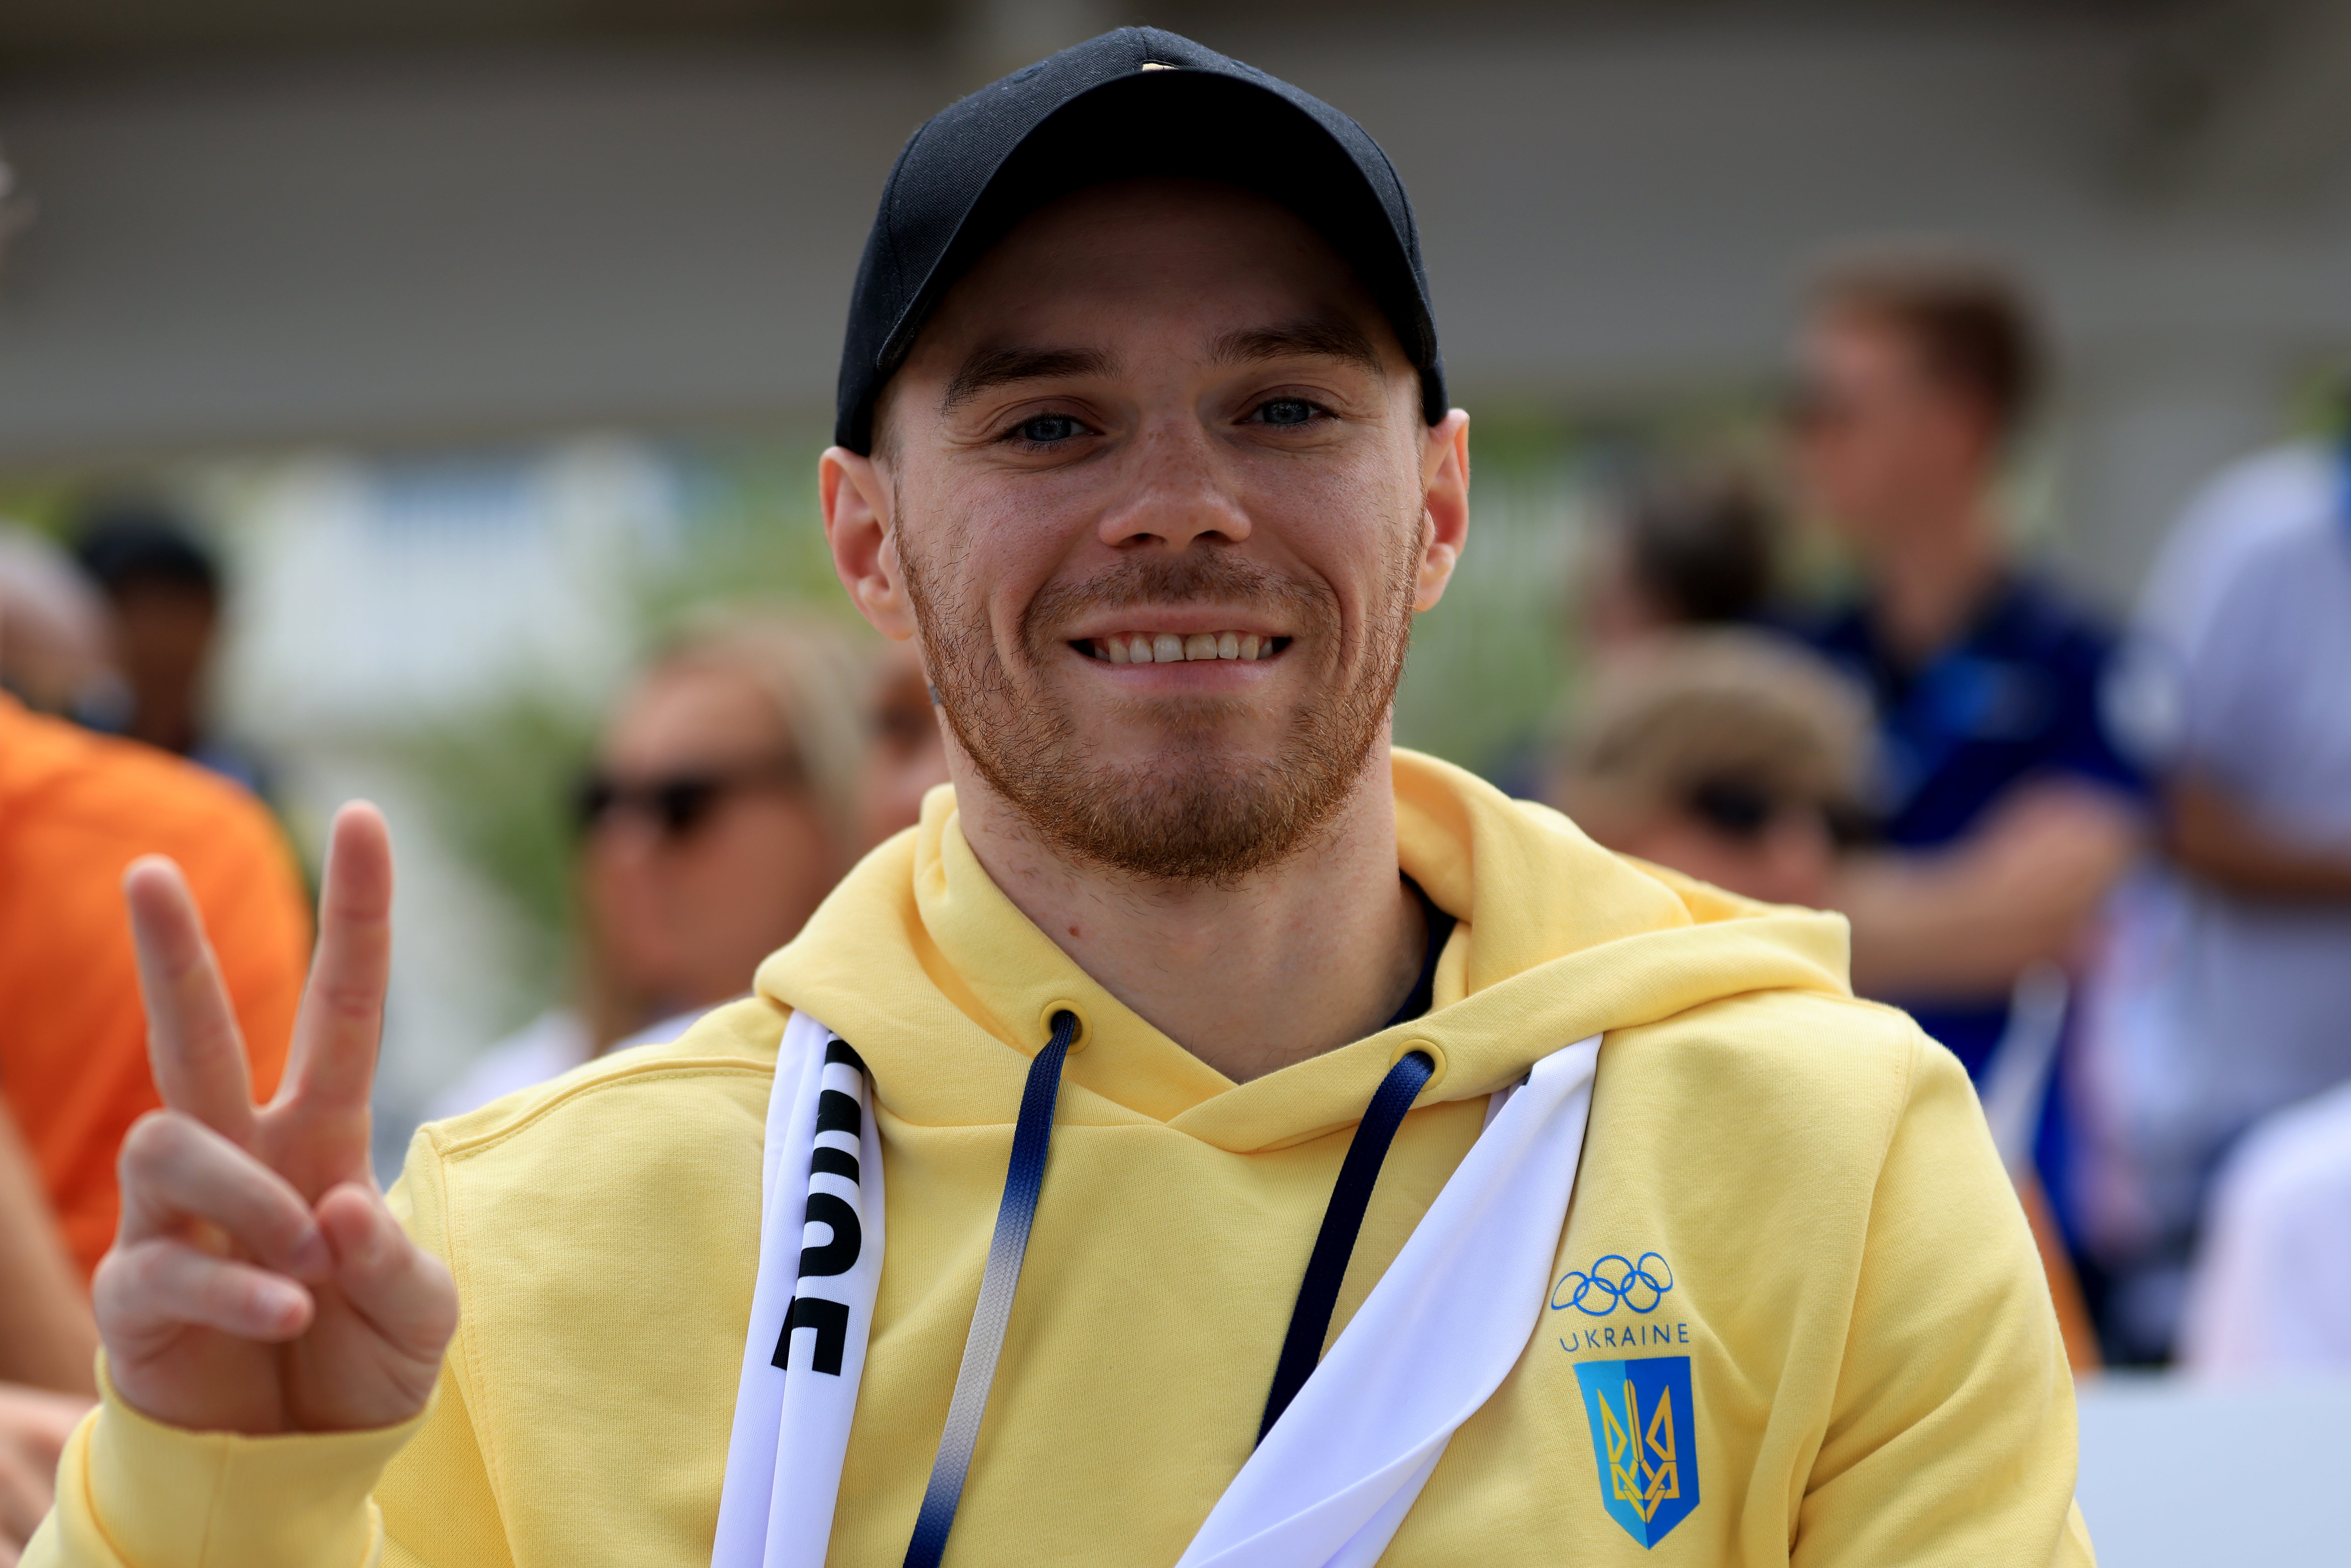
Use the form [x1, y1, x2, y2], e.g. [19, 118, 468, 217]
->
[898, 518, 1419, 888]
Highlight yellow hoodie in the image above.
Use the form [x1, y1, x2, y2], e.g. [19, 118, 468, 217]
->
[33, 752, 2093, 1566]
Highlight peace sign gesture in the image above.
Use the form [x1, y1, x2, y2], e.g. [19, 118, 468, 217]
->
[94, 804, 457, 1436]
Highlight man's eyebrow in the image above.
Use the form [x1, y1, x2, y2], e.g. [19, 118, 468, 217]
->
[1209, 318, 1387, 377]
[940, 346, 1118, 414]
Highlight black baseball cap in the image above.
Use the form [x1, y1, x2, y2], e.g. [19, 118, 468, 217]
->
[833, 27, 1446, 454]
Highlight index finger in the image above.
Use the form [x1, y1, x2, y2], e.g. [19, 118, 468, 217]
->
[279, 802, 395, 1124]
[125, 857, 257, 1145]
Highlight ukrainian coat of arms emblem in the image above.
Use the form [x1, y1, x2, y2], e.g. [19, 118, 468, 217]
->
[1573, 1355, 1702, 1547]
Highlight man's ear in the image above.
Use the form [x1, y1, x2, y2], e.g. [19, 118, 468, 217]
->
[822, 446, 917, 642]
[1413, 410, 1472, 613]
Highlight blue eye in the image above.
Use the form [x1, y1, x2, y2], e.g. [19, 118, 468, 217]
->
[1014, 414, 1085, 443]
[1256, 399, 1317, 426]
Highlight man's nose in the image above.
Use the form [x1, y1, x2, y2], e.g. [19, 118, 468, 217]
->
[1094, 422, 1252, 552]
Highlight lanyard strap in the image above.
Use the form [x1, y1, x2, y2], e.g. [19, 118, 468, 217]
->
[1257, 1047, 1435, 1443]
[902, 1007, 1080, 1568]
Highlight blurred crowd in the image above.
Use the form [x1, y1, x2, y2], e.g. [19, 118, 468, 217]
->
[3, 242, 2349, 1544]
[1544, 253, 2351, 1378]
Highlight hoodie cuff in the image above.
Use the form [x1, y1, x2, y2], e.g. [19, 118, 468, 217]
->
[80, 1359, 427, 1568]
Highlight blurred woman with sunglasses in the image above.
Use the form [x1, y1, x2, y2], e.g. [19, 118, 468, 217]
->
[1549, 629, 1870, 912]
[430, 613, 887, 1120]
[1551, 628, 2102, 1371]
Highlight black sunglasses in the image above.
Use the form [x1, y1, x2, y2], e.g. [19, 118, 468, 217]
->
[1686, 775, 1874, 849]
[575, 755, 803, 840]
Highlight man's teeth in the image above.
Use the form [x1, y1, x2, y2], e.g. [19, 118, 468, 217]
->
[1094, 632, 1272, 664]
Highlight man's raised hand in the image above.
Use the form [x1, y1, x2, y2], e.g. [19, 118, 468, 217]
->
[94, 803, 457, 1436]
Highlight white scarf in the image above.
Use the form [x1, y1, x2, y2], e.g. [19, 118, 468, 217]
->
[712, 1010, 1600, 1568]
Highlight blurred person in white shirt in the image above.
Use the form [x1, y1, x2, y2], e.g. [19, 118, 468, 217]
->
[2079, 435, 2351, 1362]
[430, 614, 893, 1120]
[2178, 1080, 2351, 1375]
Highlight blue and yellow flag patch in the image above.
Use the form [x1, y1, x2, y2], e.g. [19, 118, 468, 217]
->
[1573, 1356, 1701, 1547]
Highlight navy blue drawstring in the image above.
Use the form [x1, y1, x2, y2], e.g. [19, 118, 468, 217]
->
[903, 1009, 1079, 1568]
[904, 886, 1446, 1561]
[1256, 1047, 1435, 1444]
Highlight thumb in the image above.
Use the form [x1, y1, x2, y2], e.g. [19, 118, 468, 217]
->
[317, 1183, 458, 1360]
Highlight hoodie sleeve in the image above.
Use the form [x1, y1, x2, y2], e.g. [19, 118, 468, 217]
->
[24, 1371, 422, 1568]
[22, 1160, 508, 1568]
[1793, 1030, 2096, 1567]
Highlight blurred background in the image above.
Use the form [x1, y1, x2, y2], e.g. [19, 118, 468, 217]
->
[4, 3, 2351, 1552]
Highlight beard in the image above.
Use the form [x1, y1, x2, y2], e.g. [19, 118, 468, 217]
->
[898, 519, 1419, 887]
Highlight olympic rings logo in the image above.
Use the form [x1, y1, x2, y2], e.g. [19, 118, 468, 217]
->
[1550, 1252, 1674, 1316]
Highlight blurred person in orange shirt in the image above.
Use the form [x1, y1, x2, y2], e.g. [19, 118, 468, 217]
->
[0, 531, 117, 725]
[429, 614, 912, 1119]
[0, 1103, 99, 1563]
[0, 543, 310, 1284]
[0, 701, 309, 1285]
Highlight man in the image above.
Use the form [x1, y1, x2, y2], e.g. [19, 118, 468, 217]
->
[2081, 436, 2351, 1359]
[1784, 256, 2145, 1079]
[70, 502, 263, 793]
[32, 32, 2089, 1566]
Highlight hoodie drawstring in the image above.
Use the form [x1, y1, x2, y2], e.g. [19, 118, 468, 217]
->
[905, 1010, 1436, 1565]
[1257, 1046, 1435, 1444]
[903, 1007, 1080, 1568]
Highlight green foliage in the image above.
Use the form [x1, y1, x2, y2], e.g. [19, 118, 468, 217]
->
[1394, 440, 1584, 779]
[387, 696, 600, 1010]
[638, 435, 871, 641]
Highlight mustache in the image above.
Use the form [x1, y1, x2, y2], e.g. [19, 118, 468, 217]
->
[1023, 552, 1331, 646]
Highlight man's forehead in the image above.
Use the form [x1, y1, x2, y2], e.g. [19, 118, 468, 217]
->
[936, 316, 1391, 414]
[908, 181, 1390, 363]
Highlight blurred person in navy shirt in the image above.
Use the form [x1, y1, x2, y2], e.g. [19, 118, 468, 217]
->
[70, 499, 267, 795]
[1581, 470, 1780, 663]
[1782, 253, 2147, 1086]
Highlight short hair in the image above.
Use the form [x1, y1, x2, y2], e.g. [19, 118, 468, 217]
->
[1813, 251, 2043, 442]
[1555, 630, 1872, 839]
[1616, 470, 1778, 626]
[73, 500, 221, 599]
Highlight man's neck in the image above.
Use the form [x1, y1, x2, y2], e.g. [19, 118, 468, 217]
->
[950, 744, 1425, 1084]
[1867, 494, 2006, 668]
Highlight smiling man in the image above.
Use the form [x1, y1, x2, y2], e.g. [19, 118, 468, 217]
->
[32, 30, 2090, 1568]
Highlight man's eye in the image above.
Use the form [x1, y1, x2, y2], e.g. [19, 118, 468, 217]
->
[1253, 399, 1320, 427]
[1011, 414, 1086, 443]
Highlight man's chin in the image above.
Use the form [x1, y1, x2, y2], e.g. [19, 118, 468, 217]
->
[1034, 769, 1342, 885]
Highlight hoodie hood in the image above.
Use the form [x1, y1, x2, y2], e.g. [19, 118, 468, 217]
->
[759, 749, 1850, 1153]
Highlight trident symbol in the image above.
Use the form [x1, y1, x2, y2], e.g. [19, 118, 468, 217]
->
[1597, 1377, 1681, 1522]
